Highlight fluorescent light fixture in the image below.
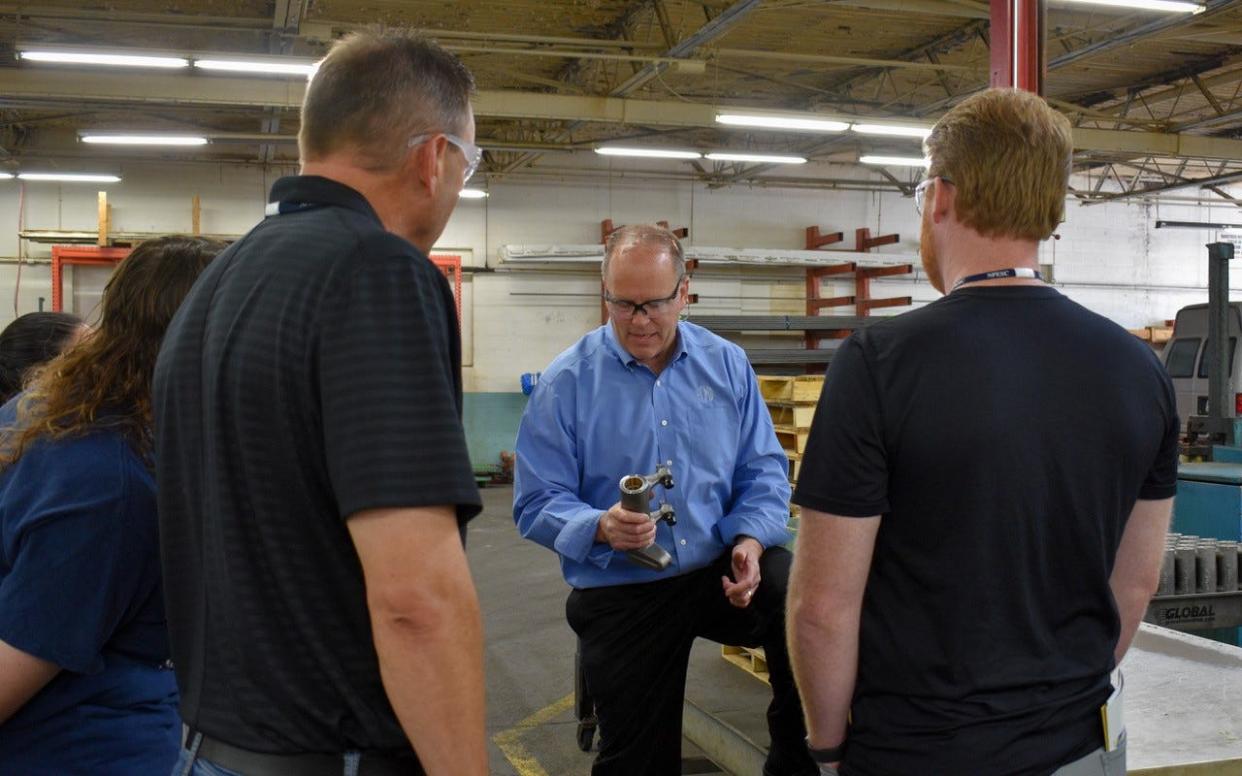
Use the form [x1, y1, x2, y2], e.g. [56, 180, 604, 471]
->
[1057, 0, 1203, 12]
[0, 173, 13, 180]
[18, 173, 122, 183]
[860, 155, 930, 168]
[194, 59, 318, 76]
[705, 152, 807, 164]
[716, 113, 849, 133]
[595, 147, 702, 159]
[81, 134, 208, 146]
[459, 188, 489, 199]
[852, 123, 933, 139]
[18, 50, 189, 68]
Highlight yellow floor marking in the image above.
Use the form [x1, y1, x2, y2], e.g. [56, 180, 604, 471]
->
[492, 692, 576, 776]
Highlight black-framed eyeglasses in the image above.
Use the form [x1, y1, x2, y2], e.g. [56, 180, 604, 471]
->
[915, 176, 953, 217]
[603, 273, 685, 320]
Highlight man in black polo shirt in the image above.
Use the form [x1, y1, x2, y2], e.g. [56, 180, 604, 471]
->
[154, 31, 485, 776]
[787, 88, 1178, 776]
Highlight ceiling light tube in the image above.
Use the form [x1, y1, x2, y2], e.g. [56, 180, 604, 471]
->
[459, 189, 489, 199]
[851, 124, 933, 139]
[18, 50, 189, 68]
[193, 59, 318, 76]
[0, 174, 13, 180]
[1057, 0, 1203, 12]
[859, 155, 930, 168]
[716, 113, 849, 132]
[595, 147, 702, 159]
[18, 173, 122, 183]
[705, 152, 807, 164]
[81, 134, 209, 146]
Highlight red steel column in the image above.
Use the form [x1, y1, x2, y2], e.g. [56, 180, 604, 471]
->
[990, 0, 1045, 94]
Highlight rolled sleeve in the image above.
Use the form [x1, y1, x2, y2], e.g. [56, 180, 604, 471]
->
[514, 374, 614, 569]
[717, 361, 792, 549]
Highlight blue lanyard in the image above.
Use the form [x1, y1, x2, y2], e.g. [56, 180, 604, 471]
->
[952, 267, 1041, 291]
[264, 201, 325, 217]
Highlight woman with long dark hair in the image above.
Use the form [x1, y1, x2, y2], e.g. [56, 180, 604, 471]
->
[0, 311, 88, 405]
[0, 236, 221, 773]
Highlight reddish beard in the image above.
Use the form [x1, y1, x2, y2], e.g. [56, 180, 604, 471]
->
[920, 214, 945, 294]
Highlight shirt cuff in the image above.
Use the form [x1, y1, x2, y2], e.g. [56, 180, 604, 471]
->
[553, 509, 608, 564]
[717, 513, 790, 550]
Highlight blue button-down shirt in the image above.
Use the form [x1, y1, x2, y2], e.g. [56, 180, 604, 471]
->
[514, 321, 791, 589]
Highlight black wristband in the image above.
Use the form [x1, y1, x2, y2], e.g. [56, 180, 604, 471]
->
[806, 739, 846, 763]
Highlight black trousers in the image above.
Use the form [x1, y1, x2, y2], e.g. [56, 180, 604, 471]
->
[566, 547, 806, 776]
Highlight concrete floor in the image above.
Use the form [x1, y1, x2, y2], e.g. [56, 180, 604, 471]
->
[470, 484, 1242, 776]
[469, 485, 775, 776]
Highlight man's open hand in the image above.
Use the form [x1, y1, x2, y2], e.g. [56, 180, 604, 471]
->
[722, 537, 763, 608]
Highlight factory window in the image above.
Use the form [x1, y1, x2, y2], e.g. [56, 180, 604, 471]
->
[1164, 338, 1200, 379]
[1197, 338, 1237, 378]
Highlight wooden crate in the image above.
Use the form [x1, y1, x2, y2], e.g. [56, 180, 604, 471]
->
[768, 403, 816, 429]
[721, 645, 770, 685]
[758, 375, 824, 404]
[775, 426, 809, 454]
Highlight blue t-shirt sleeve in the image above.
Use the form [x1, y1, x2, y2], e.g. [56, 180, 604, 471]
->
[0, 438, 152, 675]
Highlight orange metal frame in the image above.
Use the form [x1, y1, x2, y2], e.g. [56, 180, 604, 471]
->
[430, 254, 463, 319]
[52, 247, 463, 320]
[50, 245, 132, 313]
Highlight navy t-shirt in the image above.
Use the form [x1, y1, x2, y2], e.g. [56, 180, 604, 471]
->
[0, 399, 180, 773]
[793, 286, 1179, 776]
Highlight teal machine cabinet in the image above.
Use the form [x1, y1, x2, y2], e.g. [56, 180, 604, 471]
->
[1174, 461, 1242, 540]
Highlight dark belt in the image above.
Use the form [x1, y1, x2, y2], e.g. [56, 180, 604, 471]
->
[192, 732, 421, 776]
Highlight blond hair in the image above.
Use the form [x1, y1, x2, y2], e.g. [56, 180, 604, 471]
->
[299, 30, 475, 171]
[924, 88, 1072, 241]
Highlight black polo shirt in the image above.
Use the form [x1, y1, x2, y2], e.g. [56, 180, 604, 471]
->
[793, 286, 1179, 776]
[153, 175, 482, 758]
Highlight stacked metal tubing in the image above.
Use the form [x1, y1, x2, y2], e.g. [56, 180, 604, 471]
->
[1157, 533, 1240, 597]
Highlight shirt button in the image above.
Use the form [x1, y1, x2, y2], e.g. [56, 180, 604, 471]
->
[666, 459, 673, 466]
[661, 419, 669, 426]
[680, 539, 687, 546]
[656, 380, 662, 387]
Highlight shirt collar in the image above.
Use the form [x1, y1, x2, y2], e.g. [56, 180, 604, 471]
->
[603, 320, 691, 370]
[267, 175, 382, 225]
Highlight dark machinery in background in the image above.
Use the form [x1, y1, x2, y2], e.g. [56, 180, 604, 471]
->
[1151, 240, 1242, 644]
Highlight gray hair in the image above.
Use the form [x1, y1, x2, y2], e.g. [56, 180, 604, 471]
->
[299, 29, 476, 171]
[602, 224, 686, 280]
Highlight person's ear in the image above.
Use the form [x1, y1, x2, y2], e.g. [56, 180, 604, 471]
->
[409, 136, 447, 192]
[931, 176, 956, 224]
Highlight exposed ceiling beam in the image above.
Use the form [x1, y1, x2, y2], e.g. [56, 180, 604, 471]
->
[1049, 0, 1242, 71]
[499, 0, 763, 175]
[610, 0, 763, 96]
[1080, 167, 1242, 205]
[9, 69, 1242, 160]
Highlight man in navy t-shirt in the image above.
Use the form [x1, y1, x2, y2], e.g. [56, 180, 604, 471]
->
[786, 89, 1178, 776]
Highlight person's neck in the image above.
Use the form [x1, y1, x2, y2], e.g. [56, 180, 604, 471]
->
[300, 159, 433, 254]
[940, 230, 1042, 292]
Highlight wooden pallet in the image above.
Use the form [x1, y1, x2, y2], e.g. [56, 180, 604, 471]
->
[768, 402, 817, 429]
[786, 451, 802, 481]
[721, 645, 770, 685]
[775, 426, 810, 454]
[758, 375, 824, 404]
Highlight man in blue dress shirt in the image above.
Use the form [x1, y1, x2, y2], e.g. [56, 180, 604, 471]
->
[514, 224, 814, 776]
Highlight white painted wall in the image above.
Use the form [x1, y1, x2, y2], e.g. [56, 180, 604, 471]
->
[0, 159, 1237, 392]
